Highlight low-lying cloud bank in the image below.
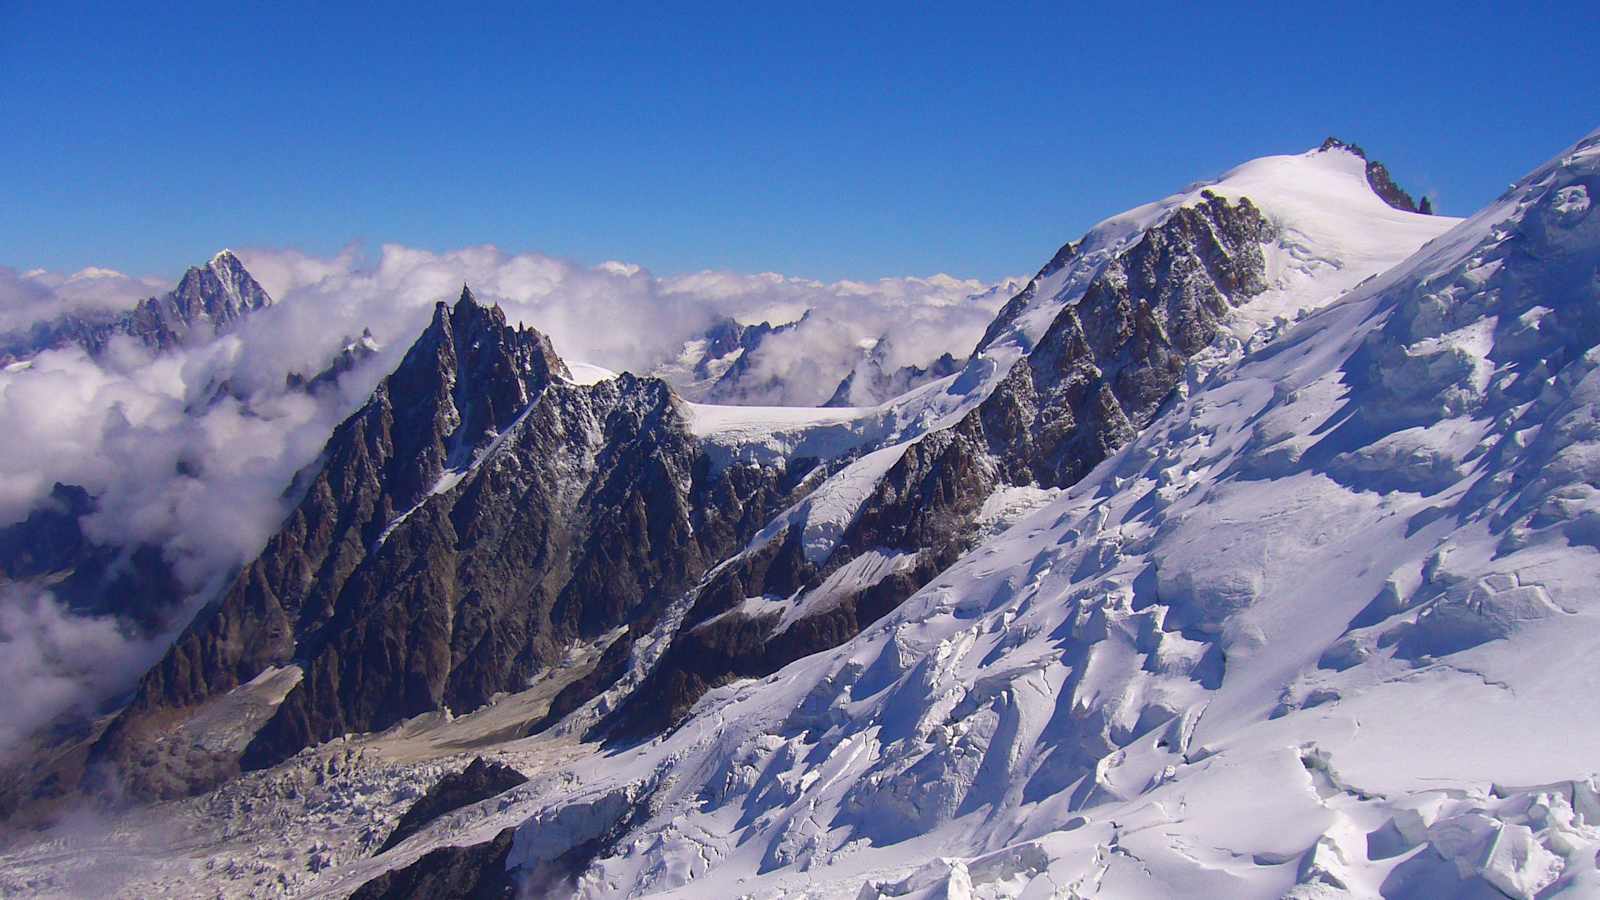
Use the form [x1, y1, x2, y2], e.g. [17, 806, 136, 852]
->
[0, 244, 1015, 758]
[239, 243, 1013, 392]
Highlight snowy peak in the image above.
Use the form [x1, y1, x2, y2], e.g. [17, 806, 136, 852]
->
[602, 142, 1461, 745]
[0, 249, 274, 363]
[653, 314, 806, 404]
[655, 275, 1026, 407]
[164, 247, 273, 331]
[975, 141, 1459, 368]
[1318, 135, 1431, 213]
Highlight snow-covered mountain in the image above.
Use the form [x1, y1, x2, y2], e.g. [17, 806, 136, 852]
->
[478, 129, 1594, 899]
[601, 139, 1460, 746]
[8, 129, 1599, 900]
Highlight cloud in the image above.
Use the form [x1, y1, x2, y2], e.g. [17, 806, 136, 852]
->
[0, 265, 166, 333]
[0, 583, 167, 761]
[232, 243, 1015, 385]
[0, 242, 1015, 758]
[651, 269, 1020, 404]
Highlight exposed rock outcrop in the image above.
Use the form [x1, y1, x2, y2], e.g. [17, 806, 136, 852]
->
[351, 827, 518, 900]
[376, 758, 527, 855]
[1320, 136, 1429, 213]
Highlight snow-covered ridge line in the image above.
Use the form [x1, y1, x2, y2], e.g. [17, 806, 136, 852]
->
[988, 144, 1457, 364]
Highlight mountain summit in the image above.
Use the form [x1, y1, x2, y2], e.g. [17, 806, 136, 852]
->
[1319, 135, 1432, 213]
[83, 285, 829, 799]
[0, 249, 273, 363]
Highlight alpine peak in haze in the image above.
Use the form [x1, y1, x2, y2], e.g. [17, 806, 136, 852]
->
[653, 277, 1027, 408]
[0, 249, 273, 364]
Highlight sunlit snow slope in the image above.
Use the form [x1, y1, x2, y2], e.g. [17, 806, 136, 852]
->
[482, 132, 1600, 898]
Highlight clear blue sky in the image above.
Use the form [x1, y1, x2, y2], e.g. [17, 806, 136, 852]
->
[3, 1, 1596, 283]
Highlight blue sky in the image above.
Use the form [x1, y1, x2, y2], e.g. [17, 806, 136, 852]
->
[3, 1, 1596, 283]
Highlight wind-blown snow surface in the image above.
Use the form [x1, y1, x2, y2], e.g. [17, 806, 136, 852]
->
[456, 134, 1600, 898]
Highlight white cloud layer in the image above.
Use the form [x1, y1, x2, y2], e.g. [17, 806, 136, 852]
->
[0, 266, 166, 333]
[232, 243, 1013, 383]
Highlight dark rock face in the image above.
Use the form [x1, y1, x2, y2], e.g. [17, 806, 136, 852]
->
[694, 314, 809, 405]
[1319, 137, 1428, 213]
[981, 192, 1272, 485]
[377, 758, 528, 855]
[287, 329, 381, 396]
[0, 483, 182, 633]
[0, 250, 273, 364]
[351, 827, 519, 900]
[0, 483, 95, 582]
[607, 192, 1275, 740]
[88, 288, 812, 799]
